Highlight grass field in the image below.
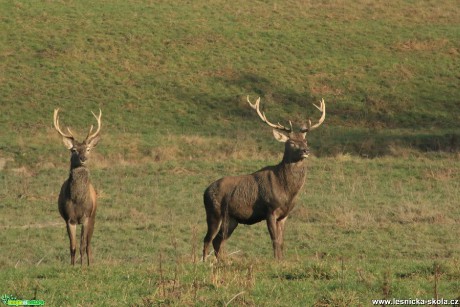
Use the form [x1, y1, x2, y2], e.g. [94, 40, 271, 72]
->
[0, 0, 459, 306]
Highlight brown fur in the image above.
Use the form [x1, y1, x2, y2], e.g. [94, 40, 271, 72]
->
[54, 109, 101, 265]
[203, 132, 310, 260]
[58, 160, 98, 266]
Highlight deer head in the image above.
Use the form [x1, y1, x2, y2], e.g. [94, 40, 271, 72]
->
[247, 96, 325, 162]
[53, 109, 102, 168]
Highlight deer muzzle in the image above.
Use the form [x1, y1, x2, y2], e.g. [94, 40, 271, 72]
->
[301, 149, 310, 158]
[79, 156, 87, 165]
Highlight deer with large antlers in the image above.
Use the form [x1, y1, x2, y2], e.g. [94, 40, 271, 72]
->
[53, 108, 101, 265]
[203, 96, 325, 260]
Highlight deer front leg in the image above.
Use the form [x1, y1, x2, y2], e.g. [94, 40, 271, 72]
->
[276, 217, 287, 259]
[80, 218, 89, 266]
[266, 214, 282, 260]
[86, 215, 96, 266]
[66, 222, 77, 265]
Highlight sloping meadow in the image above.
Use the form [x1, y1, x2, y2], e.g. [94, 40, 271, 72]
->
[1, 0, 459, 305]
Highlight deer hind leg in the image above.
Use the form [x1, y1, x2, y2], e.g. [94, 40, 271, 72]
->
[203, 213, 221, 261]
[80, 218, 89, 266]
[66, 222, 77, 265]
[212, 217, 238, 260]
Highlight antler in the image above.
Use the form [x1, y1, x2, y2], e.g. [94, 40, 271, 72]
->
[53, 108, 74, 139]
[247, 96, 292, 133]
[300, 98, 326, 132]
[85, 109, 102, 142]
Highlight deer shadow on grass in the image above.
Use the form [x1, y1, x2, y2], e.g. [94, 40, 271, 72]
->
[314, 128, 460, 157]
[167, 72, 460, 156]
[167, 72, 320, 133]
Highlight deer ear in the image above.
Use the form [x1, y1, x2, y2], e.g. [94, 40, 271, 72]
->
[87, 135, 100, 149]
[62, 137, 74, 150]
[272, 129, 289, 143]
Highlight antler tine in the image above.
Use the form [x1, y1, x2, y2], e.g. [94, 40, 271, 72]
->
[309, 98, 326, 130]
[312, 99, 324, 112]
[67, 127, 75, 136]
[85, 125, 94, 140]
[86, 109, 102, 141]
[53, 108, 74, 139]
[300, 98, 326, 132]
[247, 96, 291, 132]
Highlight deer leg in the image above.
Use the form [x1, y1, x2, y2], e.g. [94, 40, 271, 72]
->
[80, 218, 89, 266]
[203, 214, 221, 261]
[266, 214, 281, 260]
[212, 217, 238, 260]
[86, 216, 96, 266]
[66, 222, 77, 265]
[276, 217, 287, 259]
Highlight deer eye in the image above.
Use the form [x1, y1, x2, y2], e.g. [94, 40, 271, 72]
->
[71, 148, 77, 153]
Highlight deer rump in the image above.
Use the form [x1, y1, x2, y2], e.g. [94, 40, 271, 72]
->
[204, 167, 300, 226]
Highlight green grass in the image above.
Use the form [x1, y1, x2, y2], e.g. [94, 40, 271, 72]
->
[1, 0, 459, 306]
[1, 156, 459, 305]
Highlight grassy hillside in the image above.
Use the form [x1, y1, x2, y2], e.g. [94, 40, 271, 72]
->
[0, 0, 459, 306]
[1, 0, 459, 163]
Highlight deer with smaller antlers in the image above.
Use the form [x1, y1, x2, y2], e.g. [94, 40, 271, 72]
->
[203, 96, 325, 260]
[53, 108, 101, 265]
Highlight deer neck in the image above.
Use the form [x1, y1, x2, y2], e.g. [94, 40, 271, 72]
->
[68, 166, 91, 203]
[276, 159, 306, 193]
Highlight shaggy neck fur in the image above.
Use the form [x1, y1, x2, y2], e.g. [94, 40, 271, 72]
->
[68, 166, 91, 204]
[277, 159, 306, 196]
